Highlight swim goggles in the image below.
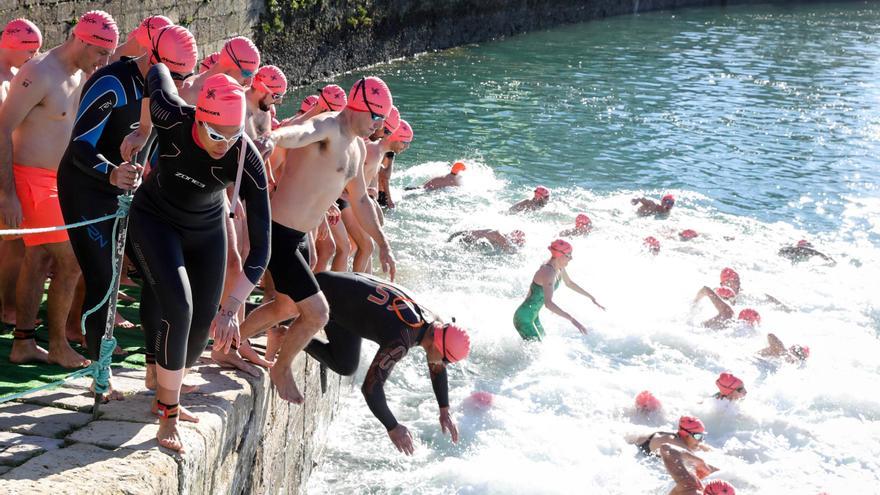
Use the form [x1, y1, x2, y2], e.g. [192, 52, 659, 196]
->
[356, 77, 383, 121]
[202, 121, 243, 145]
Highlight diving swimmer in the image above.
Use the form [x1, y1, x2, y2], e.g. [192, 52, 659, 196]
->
[447, 228, 525, 254]
[632, 193, 675, 217]
[509, 185, 550, 213]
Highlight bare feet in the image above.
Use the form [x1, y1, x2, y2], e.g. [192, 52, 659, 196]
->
[157, 416, 185, 453]
[152, 399, 199, 423]
[211, 348, 261, 377]
[114, 312, 136, 329]
[9, 340, 49, 364]
[265, 325, 287, 362]
[237, 340, 273, 369]
[270, 363, 304, 404]
[48, 343, 90, 369]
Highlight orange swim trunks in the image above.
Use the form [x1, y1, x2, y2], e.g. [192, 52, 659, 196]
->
[13, 164, 69, 247]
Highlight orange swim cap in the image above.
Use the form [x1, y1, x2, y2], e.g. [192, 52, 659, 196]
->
[1, 19, 42, 51]
[74, 11, 119, 51]
[451, 162, 466, 175]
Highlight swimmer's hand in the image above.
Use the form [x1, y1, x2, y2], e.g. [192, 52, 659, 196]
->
[379, 244, 397, 282]
[210, 306, 241, 354]
[388, 424, 415, 455]
[572, 319, 589, 335]
[0, 194, 22, 229]
[326, 203, 341, 226]
[120, 129, 149, 162]
[109, 162, 144, 191]
[591, 297, 606, 311]
[439, 407, 459, 444]
[631, 197, 640, 205]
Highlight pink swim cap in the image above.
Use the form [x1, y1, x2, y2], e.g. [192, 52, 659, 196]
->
[254, 65, 287, 96]
[635, 390, 662, 412]
[534, 186, 551, 200]
[661, 194, 675, 207]
[737, 308, 761, 326]
[1, 19, 42, 51]
[133, 15, 171, 50]
[644, 236, 661, 254]
[318, 84, 347, 111]
[797, 239, 813, 248]
[383, 106, 401, 134]
[678, 415, 706, 438]
[347, 76, 393, 117]
[680, 229, 698, 240]
[468, 391, 494, 409]
[433, 323, 470, 363]
[720, 267, 740, 284]
[549, 239, 573, 258]
[73, 11, 119, 51]
[576, 213, 592, 229]
[715, 287, 736, 301]
[150, 25, 198, 76]
[199, 52, 220, 74]
[219, 36, 260, 76]
[389, 119, 413, 143]
[508, 230, 526, 247]
[716, 372, 745, 396]
[703, 480, 736, 495]
[196, 74, 246, 127]
[300, 94, 319, 113]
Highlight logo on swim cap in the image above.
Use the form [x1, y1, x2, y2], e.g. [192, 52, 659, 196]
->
[73, 11, 119, 51]
[347, 76, 393, 117]
[549, 239, 572, 258]
[1, 19, 42, 51]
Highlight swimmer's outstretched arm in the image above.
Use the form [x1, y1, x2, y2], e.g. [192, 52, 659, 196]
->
[538, 267, 588, 334]
[428, 362, 459, 443]
[561, 269, 605, 310]
[267, 114, 333, 150]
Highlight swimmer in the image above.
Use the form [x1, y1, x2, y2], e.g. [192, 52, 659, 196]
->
[658, 444, 732, 495]
[246, 65, 287, 139]
[198, 51, 219, 74]
[297, 94, 319, 116]
[758, 333, 809, 364]
[632, 193, 675, 217]
[509, 185, 551, 213]
[633, 415, 713, 456]
[778, 239, 835, 265]
[375, 117, 411, 209]
[366, 104, 399, 142]
[513, 239, 605, 340]
[693, 286, 735, 329]
[558, 213, 592, 237]
[447, 228, 525, 254]
[406, 160, 463, 191]
[713, 372, 746, 401]
[644, 236, 661, 255]
[0, 10, 119, 369]
[304, 271, 470, 455]
[679, 229, 699, 241]
[110, 15, 171, 63]
[635, 390, 663, 414]
[719, 267, 790, 312]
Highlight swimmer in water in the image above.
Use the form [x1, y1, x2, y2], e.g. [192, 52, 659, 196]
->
[778, 239, 835, 265]
[659, 444, 734, 495]
[632, 193, 675, 217]
[693, 286, 736, 329]
[513, 239, 605, 340]
[558, 213, 593, 237]
[405, 161, 465, 191]
[509, 185, 551, 213]
[447, 228, 525, 254]
[713, 372, 747, 401]
[758, 333, 809, 364]
[633, 415, 714, 456]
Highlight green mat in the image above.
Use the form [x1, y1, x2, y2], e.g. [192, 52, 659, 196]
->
[0, 285, 146, 398]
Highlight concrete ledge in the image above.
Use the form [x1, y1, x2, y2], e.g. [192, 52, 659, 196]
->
[0, 342, 349, 495]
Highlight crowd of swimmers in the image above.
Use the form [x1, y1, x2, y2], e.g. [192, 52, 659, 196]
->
[0, 12, 835, 493]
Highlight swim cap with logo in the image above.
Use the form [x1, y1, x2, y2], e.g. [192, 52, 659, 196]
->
[133, 15, 171, 50]
[549, 239, 573, 258]
[318, 84, 347, 111]
[715, 372, 745, 396]
[715, 287, 736, 301]
[1, 19, 42, 51]
[703, 480, 736, 495]
[299, 95, 318, 113]
[534, 186, 550, 200]
[347, 76, 393, 117]
[451, 162, 466, 175]
[199, 52, 220, 74]
[196, 74, 246, 127]
[737, 308, 761, 326]
[432, 323, 470, 363]
[678, 416, 705, 439]
[150, 25, 197, 76]
[388, 119, 413, 143]
[576, 214, 592, 229]
[218, 36, 260, 77]
[508, 230, 526, 246]
[254, 65, 287, 96]
[74, 11, 119, 51]
[383, 106, 401, 134]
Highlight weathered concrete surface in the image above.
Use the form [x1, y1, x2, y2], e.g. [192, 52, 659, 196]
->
[0, 340, 350, 495]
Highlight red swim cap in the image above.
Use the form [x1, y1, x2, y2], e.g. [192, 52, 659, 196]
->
[451, 161, 466, 175]
[703, 480, 736, 495]
[318, 84, 347, 111]
[133, 15, 171, 50]
[219, 37, 260, 76]
[680, 229, 698, 240]
[576, 213, 592, 229]
[254, 65, 287, 96]
[199, 52, 220, 74]
[661, 194, 675, 207]
[797, 239, 813, 248]
[715, 287, 736, 301]
[389, 119, 413, 143]
[737, 308, 761, 326]
[73, 11, 119, 51]
[678, 415, 705, 438]
[299, 94, 318, 113]
[534, 186, 550, 199]
[383, 106, 401, 134]
[549, 239, 573, 258]
[196, 74, 246, 127]
[1, 19, 42, 51]
[508, 230, 526, 247]
[644, 236, 661, 254]
[715, 372, 744, 396]
[347, 76, 393, 117]
[720, 267, 740, 284]
[635, 390, 662, 412]
[432, 323, 470, 363]
[790, 344, 810, 361]
[150, 25, 198, 76]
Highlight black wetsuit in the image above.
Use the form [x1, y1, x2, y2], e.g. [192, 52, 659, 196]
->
[637, 431, 675, 456]
[306, 271, 449, 431]
[128, 63, 270, 371]
[57, 57, 149, 359]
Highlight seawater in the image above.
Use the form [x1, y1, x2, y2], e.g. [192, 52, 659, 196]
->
[282, 2, 880, 493]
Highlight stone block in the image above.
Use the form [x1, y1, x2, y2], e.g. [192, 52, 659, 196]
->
[0, 403, 91, 439]
[0, 431, 64, 467]
[67, 420, 160, 451]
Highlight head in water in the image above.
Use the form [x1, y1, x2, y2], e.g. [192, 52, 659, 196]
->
[534, 185, 551, 205]
[720, 267, 741, 293]
[660, 194, 675, 212]
[715, 372, 746, 400]
[677, 415, 706, 450]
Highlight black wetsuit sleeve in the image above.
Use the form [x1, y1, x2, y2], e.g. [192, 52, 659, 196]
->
[428, 363, 450, 409]
[147, 63, 191, 127]
[68, 71, 127, 180]
[239, 139, 271, 285]
[362, 343, 409, 431]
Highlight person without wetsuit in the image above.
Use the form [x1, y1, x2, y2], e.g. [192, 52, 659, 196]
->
[634, 416, 714, 457]
[58, 26, 198, 379]
[127, 64, 270, 452]
[659, 444, 734, 495]
[304, 271, 470, 455]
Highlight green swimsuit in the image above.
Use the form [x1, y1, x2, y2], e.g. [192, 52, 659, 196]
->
[513, 272, 561, 341]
